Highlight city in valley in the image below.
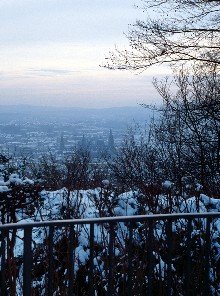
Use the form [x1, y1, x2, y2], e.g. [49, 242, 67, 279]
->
[0, 105, 153, 160]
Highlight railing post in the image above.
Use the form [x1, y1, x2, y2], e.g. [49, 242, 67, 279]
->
[48, 226, 54, 296]
[68, 225, 75, 296]
[108, 223, 114, 296]
[1, 230, 6, 296]
[23, 227, 32, 296]
[148, 220, 153, 296]
[204, 218, 211, 295]
[166, 219, 172, 296]
[89, 223, 94, 296]
[127, 222, 133, 296]
[186, 218, 192, 296]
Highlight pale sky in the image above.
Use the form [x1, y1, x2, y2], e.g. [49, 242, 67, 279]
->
[0, 0, 164, 108]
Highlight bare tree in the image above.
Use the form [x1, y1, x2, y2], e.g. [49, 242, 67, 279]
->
[108, 127, 159, 189]
[63, 149, 91, 190]
[105, 0, 220, 70]
[152, 64, 220, 196]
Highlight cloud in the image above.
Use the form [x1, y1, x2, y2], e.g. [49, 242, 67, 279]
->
[28, 68, 80, 77]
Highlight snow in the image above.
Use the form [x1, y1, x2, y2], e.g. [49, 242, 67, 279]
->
[154, 258, 175, 280]
[75, 246, 89, 265]
[195, 183, 203, 191]
[9, 173, 23, 185]
[179, 196, 207, 213]
[0, 177, 219, 295]
[0, 177, 7, 185]
[162, 180, 173, 188]
[113, 191, 137, 216]
[22, 177, 35, 185]
[200, 194, 220, 211]
[102, 179, 110, 187]
[0, 185, 10, 192]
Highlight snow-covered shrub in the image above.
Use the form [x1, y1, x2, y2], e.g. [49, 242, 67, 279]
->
[0, 149, 219, 295]
[4, 185, 218, 295]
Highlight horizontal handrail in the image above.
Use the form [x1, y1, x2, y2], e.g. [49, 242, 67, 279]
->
[0, 212, 219, 230]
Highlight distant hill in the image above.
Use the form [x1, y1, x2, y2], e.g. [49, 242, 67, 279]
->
[0, 105, 156, 127]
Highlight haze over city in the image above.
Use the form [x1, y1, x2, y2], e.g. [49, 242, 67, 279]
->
[0, 0, 168, 108]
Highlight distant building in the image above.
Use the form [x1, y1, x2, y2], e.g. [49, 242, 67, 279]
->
[94, 138, 106, 157]
[78, 134, 89, 151]
[77, 130, 116, 158]
[59, 133, 65, 153]
[107, 129, 116, 155]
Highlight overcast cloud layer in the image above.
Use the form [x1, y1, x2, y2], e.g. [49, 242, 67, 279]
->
[0, 0, 163, 108]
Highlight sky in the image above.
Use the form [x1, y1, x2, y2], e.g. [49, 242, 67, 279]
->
[0, 0, 165, 108]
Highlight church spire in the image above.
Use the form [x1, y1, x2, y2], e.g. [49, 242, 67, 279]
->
[59, 132, 65, 153]
[108, 129, 115, 154]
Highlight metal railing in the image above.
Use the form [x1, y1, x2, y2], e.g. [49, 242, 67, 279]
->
[0, 212, 220, 295]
